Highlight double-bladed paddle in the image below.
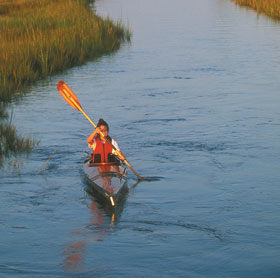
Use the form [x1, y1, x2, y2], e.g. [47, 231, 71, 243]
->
[57, 80, 144, 181]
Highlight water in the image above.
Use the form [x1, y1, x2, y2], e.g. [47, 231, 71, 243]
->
[1, 0, 280, 277]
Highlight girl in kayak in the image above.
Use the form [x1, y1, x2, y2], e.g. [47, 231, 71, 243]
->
[87, 118, 125, 163]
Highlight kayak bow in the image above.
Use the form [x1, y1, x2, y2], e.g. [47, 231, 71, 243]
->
[84, 159, 128, 209]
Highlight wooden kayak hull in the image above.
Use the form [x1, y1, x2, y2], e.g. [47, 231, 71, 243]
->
[84, 161, 128, 210]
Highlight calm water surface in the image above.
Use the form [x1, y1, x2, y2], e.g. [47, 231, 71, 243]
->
[1, 0, 280, 277]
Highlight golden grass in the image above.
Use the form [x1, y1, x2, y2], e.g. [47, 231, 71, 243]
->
[0, 0, 130, 161]
[232, 0, 280, 19]
[0, 0, 130, 101]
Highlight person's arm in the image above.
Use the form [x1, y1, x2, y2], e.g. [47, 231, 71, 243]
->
[87, 128, 102, 150]
[87, 127, 101, 144]
[112, 139, 126, 161]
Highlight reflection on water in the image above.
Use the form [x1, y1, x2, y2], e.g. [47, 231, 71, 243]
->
[64, 241, 86, 272]
[64, 175, 143, 273]
[63, 199, 108, 273]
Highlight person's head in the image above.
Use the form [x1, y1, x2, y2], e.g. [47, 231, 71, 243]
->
[97, 118, 109, 136]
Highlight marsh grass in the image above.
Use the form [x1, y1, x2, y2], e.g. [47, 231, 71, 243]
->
[0, 0, 130, 101]
[232, 0, 280, 19]
[0, 0, 130, 164]
[0, 117, 39, 167]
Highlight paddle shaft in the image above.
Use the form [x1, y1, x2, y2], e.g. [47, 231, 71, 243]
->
[79, 108, 97, 128]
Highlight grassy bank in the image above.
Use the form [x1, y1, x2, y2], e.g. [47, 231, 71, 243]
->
[232, 0, 280, 19]
[0, 0, 130, 164]
[0, 0, 130, 101]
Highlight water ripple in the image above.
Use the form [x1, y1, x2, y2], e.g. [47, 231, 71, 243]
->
[145, 76, 191, 80]
[131, 118, 186, 124]
[121, 219, 224, 241]
[142, 140, 232, 153]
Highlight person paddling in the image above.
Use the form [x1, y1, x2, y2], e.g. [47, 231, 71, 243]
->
[57, 81, 144, 180]
[87, 118, 125, 163]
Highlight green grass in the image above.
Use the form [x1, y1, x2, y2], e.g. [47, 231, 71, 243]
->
[0, 0, 130, 164]
[232, 0, 280, 19]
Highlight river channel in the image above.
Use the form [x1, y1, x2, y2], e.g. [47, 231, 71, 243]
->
[1, 0, 280, 277]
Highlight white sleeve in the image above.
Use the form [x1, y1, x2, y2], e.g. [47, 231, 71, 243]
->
[88, 138, 96, 150]
[111, 139, 120, 154]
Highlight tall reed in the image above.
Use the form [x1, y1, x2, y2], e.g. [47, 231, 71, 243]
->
[0, 0, 130, 163]
[232, 0, 280, 19]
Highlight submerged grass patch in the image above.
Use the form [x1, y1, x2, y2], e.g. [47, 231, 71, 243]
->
[0, 121, 37, 155]
[0, 118, 39, 167]
[0, 0, 130, 164]
[232, 0, 280, 19]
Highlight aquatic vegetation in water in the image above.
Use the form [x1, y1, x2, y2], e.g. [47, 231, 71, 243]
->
[0, 118, 38, 167]
[232, 0, 280, 19]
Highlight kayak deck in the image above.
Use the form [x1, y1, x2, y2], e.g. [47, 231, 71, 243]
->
[84, 160, 128, 208]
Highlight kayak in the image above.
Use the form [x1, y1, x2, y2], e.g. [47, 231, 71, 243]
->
[84, 158, 128, 211]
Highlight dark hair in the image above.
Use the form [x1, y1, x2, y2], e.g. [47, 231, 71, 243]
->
[97, 118, 109, 132]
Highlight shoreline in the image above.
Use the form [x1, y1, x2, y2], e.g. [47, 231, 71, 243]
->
[0, 0, 130, 165]
[232, 0, 280, 20]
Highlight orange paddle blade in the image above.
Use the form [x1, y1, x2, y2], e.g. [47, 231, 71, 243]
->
[57, 80, 82, 111]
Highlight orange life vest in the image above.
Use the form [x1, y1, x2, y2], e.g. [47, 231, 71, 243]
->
[92, 136, 113, 163]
